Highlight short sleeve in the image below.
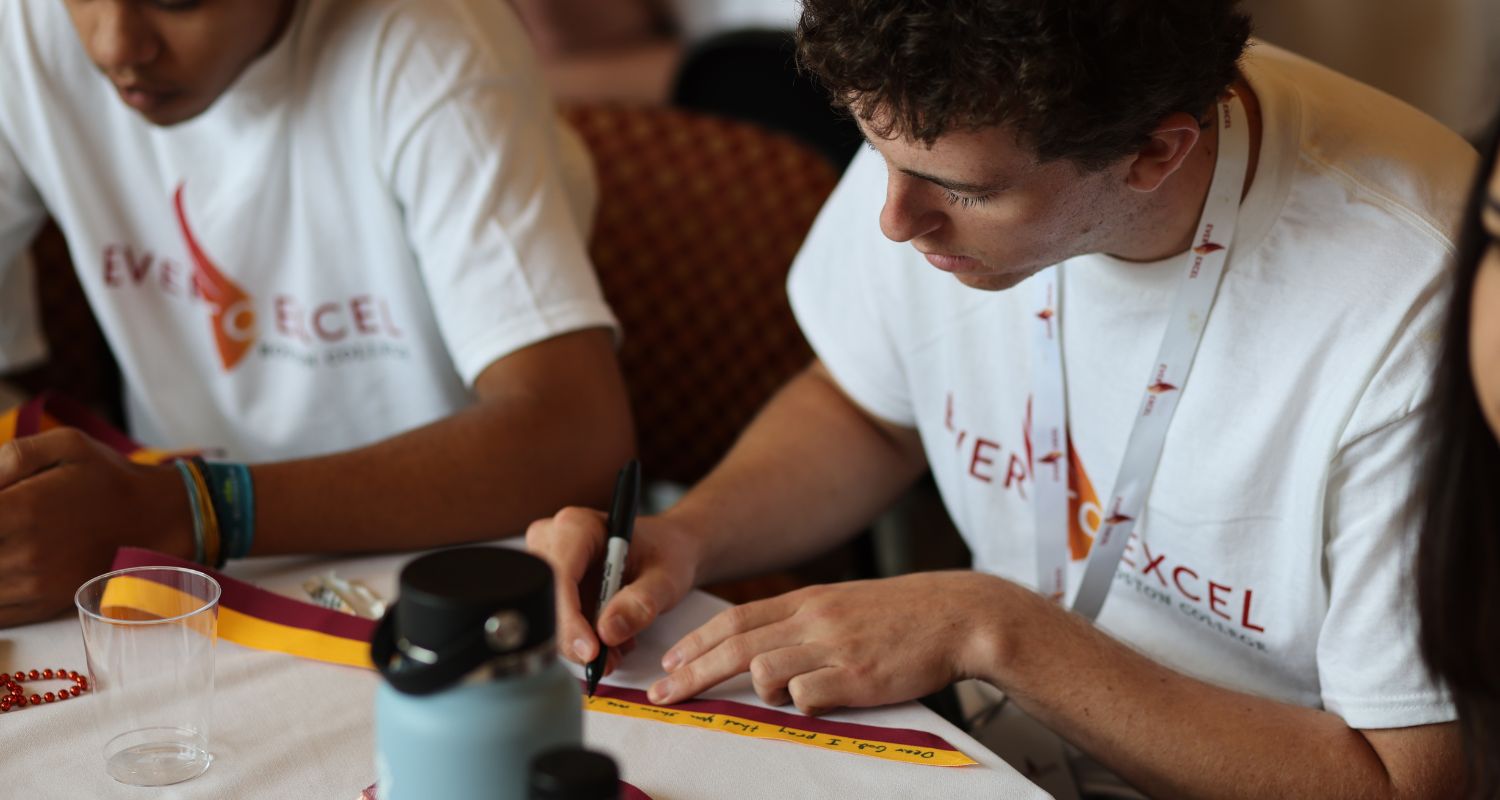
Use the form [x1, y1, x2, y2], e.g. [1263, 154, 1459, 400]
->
[372, 3, 617, 386]
[0, 122, 48, 373]
[1318, 403, 1453, 729]
[787, 149, 916, 427]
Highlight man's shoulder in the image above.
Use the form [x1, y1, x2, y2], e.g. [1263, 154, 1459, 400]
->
[298, 0, 536, 75]
[1248, 42, 1477, 250]
[3, 0, 89, 80]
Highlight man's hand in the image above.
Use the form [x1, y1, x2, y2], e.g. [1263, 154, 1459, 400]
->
[0, 428, 189, 627]
[526, 507, 704, 672]
[648, 571, 1005, 714]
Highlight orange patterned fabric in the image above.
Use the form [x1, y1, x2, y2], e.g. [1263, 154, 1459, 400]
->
[563, 106, 838, 485]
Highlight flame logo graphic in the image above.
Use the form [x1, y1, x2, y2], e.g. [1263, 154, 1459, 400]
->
[1037, 450, 1063, 466]
[1192, 242, 1225, 255]
[1036, 307, 1056, 339]
[1104, 512, 1134, 525]
[173, 185, 256, 370]
[1146, 381, 1178, 394]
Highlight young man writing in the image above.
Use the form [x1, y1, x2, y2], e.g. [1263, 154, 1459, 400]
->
[0, 0, 633, 626]
[529, 1, 1473, 795]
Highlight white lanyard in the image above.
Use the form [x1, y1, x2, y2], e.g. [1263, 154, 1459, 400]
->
[1030, 94, 1250, 621]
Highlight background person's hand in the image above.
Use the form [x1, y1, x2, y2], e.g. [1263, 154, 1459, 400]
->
[525, 507, 704, 673]
[0, 428, 189, 627]
[647, 571, 1010, 715]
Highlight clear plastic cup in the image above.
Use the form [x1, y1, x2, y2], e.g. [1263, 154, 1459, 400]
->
[75, 566, 221, 786]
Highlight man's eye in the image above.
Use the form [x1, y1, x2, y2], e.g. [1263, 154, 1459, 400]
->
[943, 190, 993, 209]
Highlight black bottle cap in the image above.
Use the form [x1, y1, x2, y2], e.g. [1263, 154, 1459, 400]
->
[370, 546, 556, 695]
[529, 747, 620, 800]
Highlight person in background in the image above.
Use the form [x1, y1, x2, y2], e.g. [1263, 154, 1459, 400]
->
[508, 0, 860, 168]
[529, 0, 1475, 795]
[0, 0, 633, 627]
[1243, 0, 1499, 142]
[1414, 112, 1500, 798]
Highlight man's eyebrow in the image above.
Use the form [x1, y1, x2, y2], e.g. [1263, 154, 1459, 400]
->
[898, 167, 1001, 194]
[857, 129, 1004, 194]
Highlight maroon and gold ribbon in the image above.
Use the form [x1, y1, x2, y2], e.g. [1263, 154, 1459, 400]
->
[110, 548, 376, 669]
[586, 683, 975, 767]
[108, 548, 974, 766]
[2, 392, 187, 465]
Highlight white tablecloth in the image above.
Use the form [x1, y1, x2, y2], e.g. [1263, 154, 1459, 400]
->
[0, 548, 1050, 799]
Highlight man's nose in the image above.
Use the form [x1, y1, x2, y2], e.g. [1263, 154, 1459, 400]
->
[87, 2, 161, 74]
[878, 174, 944, 244]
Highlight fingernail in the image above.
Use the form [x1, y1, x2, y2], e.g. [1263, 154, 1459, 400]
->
[572, 638, 592, 661]
[648, 679, 674, 705]
[661, 650, 681, 671]
[602, 617, 629, 643]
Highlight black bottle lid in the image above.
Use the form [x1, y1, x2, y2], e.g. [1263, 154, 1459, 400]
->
[370, 546, 555, 695]
[529, 747, 620, 800]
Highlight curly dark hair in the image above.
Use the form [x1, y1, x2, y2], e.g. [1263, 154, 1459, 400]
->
[796, 0, 1252, 170]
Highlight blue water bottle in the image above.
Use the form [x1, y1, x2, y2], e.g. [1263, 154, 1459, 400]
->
[371, 547, 582, 800]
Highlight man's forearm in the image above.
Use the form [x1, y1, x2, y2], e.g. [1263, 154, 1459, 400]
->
[981, 579, 1461, 800]
[247, 329, 633, 556]
[667, 363, 928, 585]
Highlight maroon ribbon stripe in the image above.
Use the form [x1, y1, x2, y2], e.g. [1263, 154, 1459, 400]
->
[589, 683, 966, 753]
[111, 547, 378, 642]
[15, 392, 144, 455]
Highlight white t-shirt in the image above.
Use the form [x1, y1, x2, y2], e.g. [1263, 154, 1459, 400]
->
[789, 42, 1476, 730]
[668, 0, 802, 44]
[0, 0, 616, 461]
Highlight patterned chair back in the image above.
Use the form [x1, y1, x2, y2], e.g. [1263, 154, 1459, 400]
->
[562, 105, 839, 486]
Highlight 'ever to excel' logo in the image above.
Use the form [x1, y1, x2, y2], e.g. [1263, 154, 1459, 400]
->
[100, 184, 410, 372]
[173, 185, 256, 370]
[942, 389, 1272, 648]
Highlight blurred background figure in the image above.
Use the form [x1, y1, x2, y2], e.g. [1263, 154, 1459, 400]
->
[1244, 0, 1499, 141]
[1414, 110, 1500, 799]
[508, 0, 860, 168]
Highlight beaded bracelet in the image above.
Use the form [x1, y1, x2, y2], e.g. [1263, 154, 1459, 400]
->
[200, 460, 256, 562]
[183, 459, 222, 568]
[174, 460, 208, 565]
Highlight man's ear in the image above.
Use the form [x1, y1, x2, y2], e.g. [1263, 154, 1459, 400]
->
[1125, 112, 1204, 193]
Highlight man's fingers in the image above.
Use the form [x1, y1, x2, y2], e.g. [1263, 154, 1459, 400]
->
[0, 428, 89, 491]
[787, 667, 850, 716]
[649, 618, 801, 705]
[660, 596, 796, 672]
[597, 562, 684, 648]
[749, 644, 832, 707]
[526, 506, 608, 664]
[527, 506, 607, 584]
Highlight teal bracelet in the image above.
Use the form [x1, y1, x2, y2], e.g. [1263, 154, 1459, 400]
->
[203, 462, 256, 561]
[174, 460, 207, 565]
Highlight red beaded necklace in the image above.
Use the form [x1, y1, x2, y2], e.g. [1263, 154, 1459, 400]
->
[1, 669, 89, 712]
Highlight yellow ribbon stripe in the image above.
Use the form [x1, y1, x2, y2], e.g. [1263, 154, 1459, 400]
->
[584, 693, 977, 767]
[98, 575, 372, 669]
[217, 607, 372, 669]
